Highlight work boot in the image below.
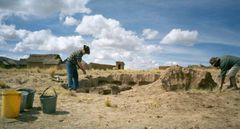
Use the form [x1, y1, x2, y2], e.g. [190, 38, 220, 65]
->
[229, 77, 239, 90]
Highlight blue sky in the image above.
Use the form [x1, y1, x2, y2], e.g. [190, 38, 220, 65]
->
[0, 0, 240, 69]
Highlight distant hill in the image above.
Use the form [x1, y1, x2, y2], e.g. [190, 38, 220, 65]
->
[0, 56, 19, 68]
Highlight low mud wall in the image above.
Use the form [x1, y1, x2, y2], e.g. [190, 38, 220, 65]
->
[79, 73, 161, 88]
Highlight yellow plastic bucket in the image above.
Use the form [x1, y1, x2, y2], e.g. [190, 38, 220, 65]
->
[1, 90, 21, 118]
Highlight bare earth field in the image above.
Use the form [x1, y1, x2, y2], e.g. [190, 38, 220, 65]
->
[0, 67, 240, 129]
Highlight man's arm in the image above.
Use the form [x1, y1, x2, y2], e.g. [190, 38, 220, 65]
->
[219, 77, 225, 92]
[219, 70, 227, 92]
[77, 62, 86, 74]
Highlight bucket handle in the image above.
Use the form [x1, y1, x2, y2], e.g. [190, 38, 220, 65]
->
[41, 86, 57, 97]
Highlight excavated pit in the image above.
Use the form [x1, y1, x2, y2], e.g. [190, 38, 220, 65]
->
[76, 73, 161, 94]
[59, 66, 218, 94]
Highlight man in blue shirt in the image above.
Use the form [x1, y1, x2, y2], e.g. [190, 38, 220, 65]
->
[209, 55, 240, 91]
[66, 45, 90, 91]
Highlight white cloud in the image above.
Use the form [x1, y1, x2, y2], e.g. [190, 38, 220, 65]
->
[0, 54, 7, 57]
[63, 16, 79, 26]
[160, 29, 198, 46]
[0, 0, 91, 18]
[60, 0, 91, 16]
[18, 55, 29, 60]
[0, 36, 6, 44]
[163, 61, 178, 66]
[76, 15, 143, 50]
[76, 15, 120, 37]
[13, 29, 86, 52]
[0, 24, 30, 41]
[127, 55, 160, 69]
[142, 28, 159, 39]
[76, 14, 162, 69]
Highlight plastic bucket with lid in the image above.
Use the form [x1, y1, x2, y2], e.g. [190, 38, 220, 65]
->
[1, 90, 21, 118]
[40, 86, 57, 114]
[19, 91, 29, 112]
[17, 88, 36, 109]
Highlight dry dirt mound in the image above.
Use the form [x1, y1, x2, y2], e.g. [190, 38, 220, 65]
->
[161, 66, 217, 91]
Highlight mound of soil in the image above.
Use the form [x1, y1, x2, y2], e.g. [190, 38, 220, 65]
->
[161, 66, 217, 91]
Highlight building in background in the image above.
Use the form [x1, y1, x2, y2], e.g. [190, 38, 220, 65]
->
[89, 61, 125, 70]
[26, 54, 62, 68]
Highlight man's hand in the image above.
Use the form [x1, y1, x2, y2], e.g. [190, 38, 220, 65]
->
[77, 62, 87, 74]
[82, 70, 86, 75]
[219, 85, 223, 92]
[219, 78, 225, 92]
[85, 75, 92, 79]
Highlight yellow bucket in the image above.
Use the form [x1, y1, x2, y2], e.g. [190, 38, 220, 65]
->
[1, 90, 21, 118]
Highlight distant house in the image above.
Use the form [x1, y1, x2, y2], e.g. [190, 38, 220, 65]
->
[89, 62, 115, 70]
[26, 54, 62, 68]
[89, 61, 125, 70]
[116, 61, 125, 70]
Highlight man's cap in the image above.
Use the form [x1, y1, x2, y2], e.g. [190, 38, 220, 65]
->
[209, 57, 220, 66]
[83, 45, 90, 54]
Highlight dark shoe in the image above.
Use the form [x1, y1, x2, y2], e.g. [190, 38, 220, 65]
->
[227, 85, 233, 89]
[68, 88, 74, 91]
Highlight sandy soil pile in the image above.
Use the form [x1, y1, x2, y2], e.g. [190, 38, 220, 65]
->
[0, 68, 240, 129]
[161, 66, 218, 91]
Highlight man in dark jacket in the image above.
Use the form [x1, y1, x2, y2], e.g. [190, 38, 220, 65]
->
[66, 45, 90, 91]
[209, 55, 240, 91]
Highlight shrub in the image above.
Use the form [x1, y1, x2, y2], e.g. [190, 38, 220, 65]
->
[104, 98, 118, 108]
[105, 98, 112, 107]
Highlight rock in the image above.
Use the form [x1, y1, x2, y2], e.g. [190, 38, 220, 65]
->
[119, 85, 132, 91]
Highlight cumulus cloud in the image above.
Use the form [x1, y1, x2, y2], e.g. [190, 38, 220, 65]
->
[76, 14, 162, 69]
[142, 28, 159, 39]
[13, 29, 86, 52]
[63, 16, 79, 26]
[60, 0, 91, 16]
[0, 0, 91, 18]
[160, 29, 198, 46]
[76, 15, 143, 50]
[0, 24, 30, 41]
[127, 55, 160, 69]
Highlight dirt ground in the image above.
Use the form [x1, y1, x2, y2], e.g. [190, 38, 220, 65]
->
[0, 68, 240, 129]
